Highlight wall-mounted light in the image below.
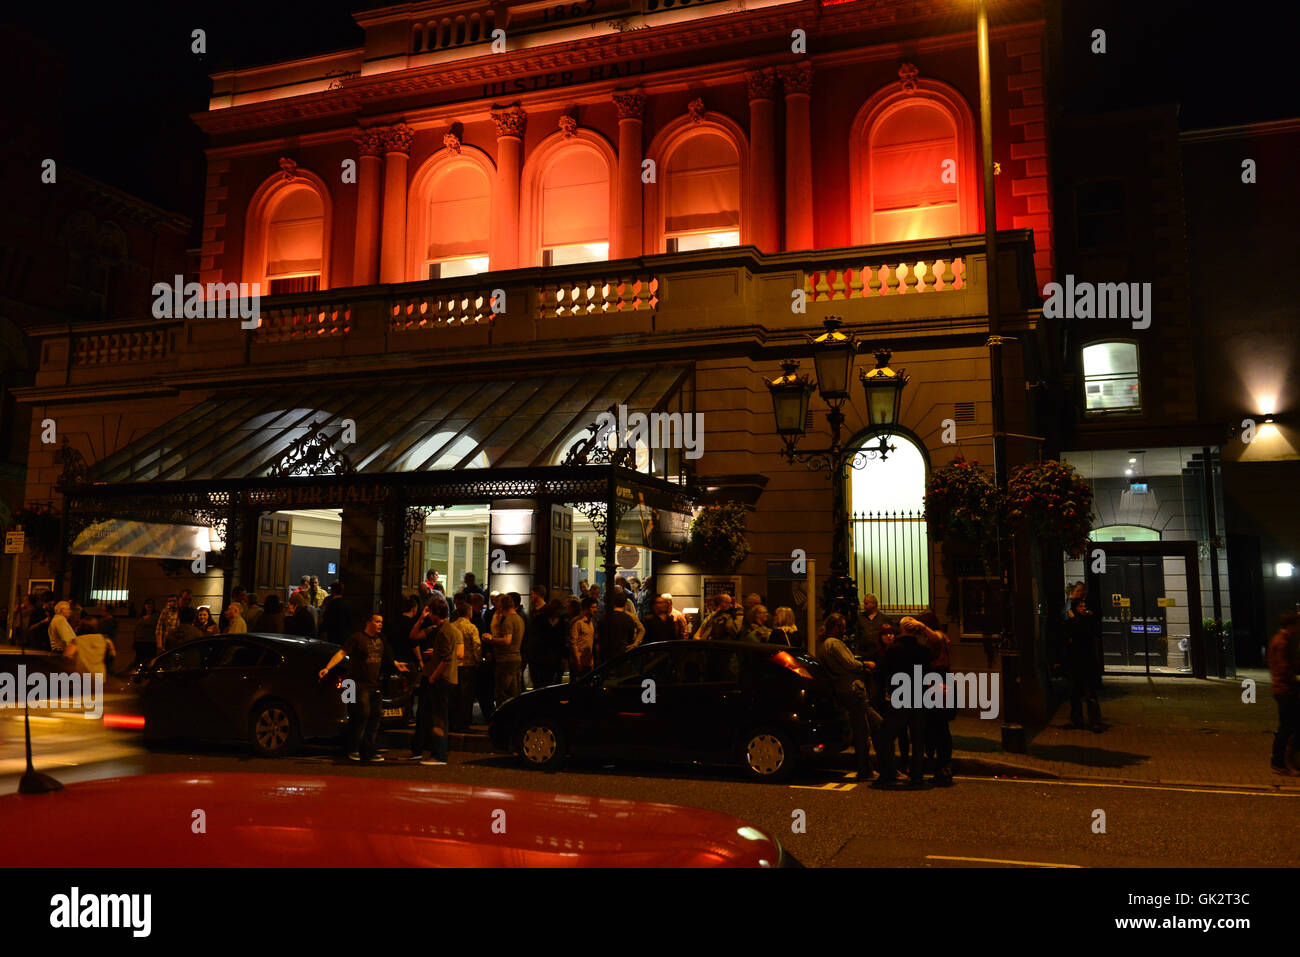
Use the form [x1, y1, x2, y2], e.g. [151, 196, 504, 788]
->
[1278, 562, 1294, 578]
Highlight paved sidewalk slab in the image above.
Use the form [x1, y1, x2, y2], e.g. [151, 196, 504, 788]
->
[949, 671, 1296, 789]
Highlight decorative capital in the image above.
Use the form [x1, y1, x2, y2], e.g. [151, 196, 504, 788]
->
[491, 105, 527, 138]
[898, 61, 919, 92]
[778, 62, 813, 96]
[687, 96, 707, 124]
[278, 156, 299, 181]
[558, 113, 579, 138]
[613, 88, 647, 120]
[745, 68, 778, 101]
[353, 127, 385, 157]
[378, 122, 416, 155]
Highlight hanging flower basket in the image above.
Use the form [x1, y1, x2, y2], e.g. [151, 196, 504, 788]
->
[923, 456, 1001, 554]
[688, 502, 750, 574]
[1005, 460, 1094, 558]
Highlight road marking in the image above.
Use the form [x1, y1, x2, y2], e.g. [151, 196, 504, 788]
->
[925, 854, 1082, 868]
[790, 781, 857, 791]
[956, 776, 1300, 798]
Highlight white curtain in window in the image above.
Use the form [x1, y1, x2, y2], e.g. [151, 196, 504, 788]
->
[870, 103, 959, 243]
[541, 149, 609, 247]
[665, 133, 740, 234]
[266, 187, 323, 276]
[427, 164, 491, 260]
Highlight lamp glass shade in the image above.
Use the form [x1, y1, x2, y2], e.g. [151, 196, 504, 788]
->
[772, 386, 811, 436]
[812, 339, 854, 400]
[860, 349, 908, 428]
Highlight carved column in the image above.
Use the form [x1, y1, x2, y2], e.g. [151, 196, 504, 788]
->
[378, 123, 416, 283]
[780, 63, 814, 251]
[491, 106, 527, 270]
[353, 128, 385, 286]
[746, 68, 780, 252]
[612, 89, 647, 259]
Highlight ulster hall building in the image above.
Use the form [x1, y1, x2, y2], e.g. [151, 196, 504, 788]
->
[16, 0, 1063, 697]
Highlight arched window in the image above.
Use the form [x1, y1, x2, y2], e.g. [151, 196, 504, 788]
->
[1082, 341, 1141, 413]
[850, 83, 978, 246]
[265, 186, 324, 294]
[1091, 524, 1160, 542]
[423, 161, 491, 279]
[663, 132, 740, 252]
[539, 146, 609, 266]
[848, 431, 930, 613]
[401, 431, 489, 471]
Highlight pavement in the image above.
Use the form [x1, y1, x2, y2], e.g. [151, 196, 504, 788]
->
[944, 669, 1296, 790]
[452, 669, 1296, 791]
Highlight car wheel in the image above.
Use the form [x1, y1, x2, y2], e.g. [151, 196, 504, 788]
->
[516, 719, 566, 771]
[249, 699, 300, 757]
[740, 727, 798, 782]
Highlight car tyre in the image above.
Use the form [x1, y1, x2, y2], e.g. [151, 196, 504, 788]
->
[739, 727, 798, 782]
[516, 719, 566, 772]
[249, 699, 300, 757]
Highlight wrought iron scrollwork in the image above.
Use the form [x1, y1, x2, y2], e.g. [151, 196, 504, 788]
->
[58, 437, 89, 486]
[268, 425, 356, 479]
[561, 406, 636, 469]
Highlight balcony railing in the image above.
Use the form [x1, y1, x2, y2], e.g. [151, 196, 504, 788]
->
[33, 231, 1036, 388]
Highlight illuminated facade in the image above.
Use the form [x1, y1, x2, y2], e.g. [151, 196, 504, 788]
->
[16, 0, 1062, 704]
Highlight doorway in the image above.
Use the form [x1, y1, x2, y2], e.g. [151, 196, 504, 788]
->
[1086, 541, 1203, 677]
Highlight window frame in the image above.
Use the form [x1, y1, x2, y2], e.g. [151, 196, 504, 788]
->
[1081, 339, 1143, 416]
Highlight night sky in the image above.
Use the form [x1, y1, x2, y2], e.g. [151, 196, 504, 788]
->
[2, 0, 1295, 239]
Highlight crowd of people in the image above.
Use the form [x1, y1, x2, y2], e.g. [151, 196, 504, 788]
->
[813, 595, 956, 789]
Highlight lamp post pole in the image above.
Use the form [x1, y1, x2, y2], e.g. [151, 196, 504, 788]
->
[977, 0, 1027, 752]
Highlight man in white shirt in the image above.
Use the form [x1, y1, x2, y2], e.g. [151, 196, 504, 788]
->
[48, 601, 77, 654]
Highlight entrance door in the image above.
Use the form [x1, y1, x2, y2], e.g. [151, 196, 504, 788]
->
[550, 504, 573, 597]
[1087, 543, 1202, 676]
[255, 513, 293, 597]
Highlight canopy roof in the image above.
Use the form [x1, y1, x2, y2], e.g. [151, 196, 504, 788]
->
[88, 364, 693, 484]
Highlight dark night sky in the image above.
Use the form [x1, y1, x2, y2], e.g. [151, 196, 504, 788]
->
[3, 0, 1296, 236]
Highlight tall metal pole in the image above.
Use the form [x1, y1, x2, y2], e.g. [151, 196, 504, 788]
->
[978, 0, 1026, 752]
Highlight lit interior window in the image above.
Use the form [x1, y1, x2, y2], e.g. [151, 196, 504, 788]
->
[544, 243, 609, 267]
[869, 102, 960, 243]
[668, 230, 741, 252]
[1082, 341, 1141, 412]
[429, 256, 490, 279]
[266, 186, 323, 291]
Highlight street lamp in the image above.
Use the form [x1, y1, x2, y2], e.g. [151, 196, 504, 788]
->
[765, 316, 909, 626]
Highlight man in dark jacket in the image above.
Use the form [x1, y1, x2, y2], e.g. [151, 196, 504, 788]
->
[284, 592, 318, 639]
[320, 581, 354, 646]
[598, 592, 640, 663]
[1065, 597, 1103, 731]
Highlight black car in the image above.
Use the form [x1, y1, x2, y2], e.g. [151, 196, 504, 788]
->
[489, 640, 846, 781]
[131, 633, 415, 756]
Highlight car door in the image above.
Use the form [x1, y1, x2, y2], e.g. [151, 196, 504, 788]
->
[584, 647, 675, 758]
[660, 644, 748, 761]
[143, 642, 214, 737]
[197, 640, 281, 739]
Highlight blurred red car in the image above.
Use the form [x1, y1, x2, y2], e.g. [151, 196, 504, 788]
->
[0, 772, 796, 867]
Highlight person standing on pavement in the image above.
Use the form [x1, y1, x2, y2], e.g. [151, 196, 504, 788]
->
[132, 599, 158, 667]
[642, 595, 678, 645]
[407, 600, 459, 766]
[696, 593, 743, 641]
[915, 611, 955, 787]
[1065, 597, 1104, 732]
[450, 596, 482, 730]
[742, 604, 772, 643]
[568, 598, 597, 681]
[469, 592, 495, 721]
[321, 581, 354, 645]
[1268, 611, 1300, 776]
[490, 593, 526, 706]
[284, 591, 318, 639]
[816, 612, 876, 782]
[48, 601, 77, 655]
[598, 591, 640, 663]
[528, 598, 567, 687]
[153, 595, 178, 654]
[319, 612, 408, 763]
[852, 594, 893, 659]
[876, 617, 932, 789]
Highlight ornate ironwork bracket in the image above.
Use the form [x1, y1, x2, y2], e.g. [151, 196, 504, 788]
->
[58, 438, 89, 486]
[561, 406, 636, 469]
[268, 425, 357, 479]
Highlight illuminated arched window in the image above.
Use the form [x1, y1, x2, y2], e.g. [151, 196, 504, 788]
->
[1082, 341, 1141, 413]
[663, 132, 740, 252]
[402, 431, 489, 471]
[265, 186, 324, 294]
[422, 160, 491, 279]
[849, 432, 930, 613]
[540, 146, 609, 266]
[869, 102, 960, 243]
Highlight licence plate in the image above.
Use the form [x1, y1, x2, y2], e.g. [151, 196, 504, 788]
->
[382, 708, 403, 717]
